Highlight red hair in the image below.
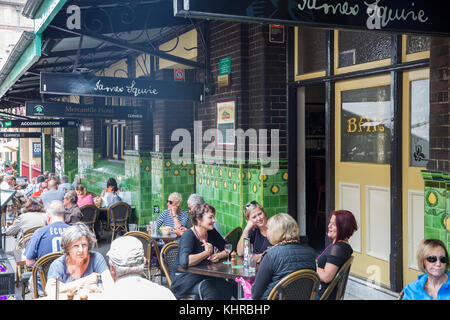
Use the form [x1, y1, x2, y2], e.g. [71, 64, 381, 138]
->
[328, 210, 358, 241]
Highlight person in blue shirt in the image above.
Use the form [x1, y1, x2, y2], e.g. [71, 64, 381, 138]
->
[24, 200, 70, 298]
[403, 239, 450, 300]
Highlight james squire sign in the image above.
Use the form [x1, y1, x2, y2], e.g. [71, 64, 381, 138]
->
[175, 0, 450, 36]
[40, 72, 204, 101]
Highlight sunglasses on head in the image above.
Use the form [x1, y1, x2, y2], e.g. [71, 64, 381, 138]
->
[246, 200, 258, 208]
[426, 256, 448, 264]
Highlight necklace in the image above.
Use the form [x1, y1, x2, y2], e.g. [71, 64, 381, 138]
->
[193, 226, 208, 243]
[254, 229, 268, 254]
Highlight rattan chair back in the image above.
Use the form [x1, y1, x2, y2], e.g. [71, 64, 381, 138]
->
[319, 255, 354, 300]
[80, 204, 99, 229]
[267, 269, 321, 300]
[31, 251, 63, 298]
[16, 233, 33, 250]
[160, 242, 179, 288]
[107, 202, 130, 241]
[224, 227, 242, 251]
[123, 231, 162, 279]
[23, 225, 44, 236]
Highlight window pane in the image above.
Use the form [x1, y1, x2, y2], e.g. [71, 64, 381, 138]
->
[410, 79, 429, 167]
[406, 35, 430, 54]
[341, 85, 392, 164]
[339, 31, 391, 68]
[297, 27, 326, 74]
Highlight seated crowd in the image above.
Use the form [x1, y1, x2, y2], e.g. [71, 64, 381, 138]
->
[3, 173, 447, 300]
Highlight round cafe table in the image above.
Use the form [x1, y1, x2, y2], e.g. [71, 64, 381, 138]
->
[148, 230, 178, 242]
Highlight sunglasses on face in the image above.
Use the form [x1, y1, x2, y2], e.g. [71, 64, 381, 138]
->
[425, 256, 448, 264]
[167, 200, 173, 205]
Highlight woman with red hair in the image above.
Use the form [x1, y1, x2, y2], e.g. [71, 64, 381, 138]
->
[316, 210, 358, 299]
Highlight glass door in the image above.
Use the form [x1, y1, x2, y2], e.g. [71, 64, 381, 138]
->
[335, 74, 392, 287]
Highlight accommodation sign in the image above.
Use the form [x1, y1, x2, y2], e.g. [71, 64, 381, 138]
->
[0, 119, 79, 128]
[25, 101, 150, 120]
[174, 0, 450, 36]
[40, 72, 204, 101]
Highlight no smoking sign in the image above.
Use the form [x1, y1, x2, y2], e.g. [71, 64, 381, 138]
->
[174, 68, 185, 81]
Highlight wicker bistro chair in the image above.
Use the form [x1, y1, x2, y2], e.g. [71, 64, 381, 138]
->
[80, 205, 99, 247]
[123, 231, 162, 281]
[319, 256, 354, 300]
[15, 234, 33, 298]
[224, 227, 242, 252]
[267, 269, 321, 300]
[23, 225, 44, 236]
[107, 202, 131, 242]
[31, 251, 63, 298]
[160, 242, 179, 288]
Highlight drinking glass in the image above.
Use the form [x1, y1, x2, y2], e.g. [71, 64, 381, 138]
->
[248, 253, 257, 273]
[223, 243, 233, 264]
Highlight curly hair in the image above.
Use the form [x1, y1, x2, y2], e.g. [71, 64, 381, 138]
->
[190, 203, 216, 226]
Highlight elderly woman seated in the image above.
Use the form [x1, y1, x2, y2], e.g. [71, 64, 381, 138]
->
[3, 197, 46, 244]
[45, 223, 113, 298]
[63, 190, 83, 225]
[251, 213, 317, 300]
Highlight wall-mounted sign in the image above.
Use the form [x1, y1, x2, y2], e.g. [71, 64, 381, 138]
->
[174, 0, 450, 36]
[0, 132, 41, 138]
[40, 72, 204, 101]
[216, 97, 237, 148]
[174, 68, 185, 81]
[219, 57, 231, 76]
[218, 56, 231, 88]
[25, 101, 150, 120]
[269, 24, 285, 43]
[0, 119, 80, 128]
[32, 142, 41, 158]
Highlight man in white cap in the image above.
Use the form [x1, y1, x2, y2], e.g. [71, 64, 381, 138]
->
[102, 236, 176, 300]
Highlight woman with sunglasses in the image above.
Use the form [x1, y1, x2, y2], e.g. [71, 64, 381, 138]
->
[237, 201, 270, 263]
[156, 192, 189, 233]
[402, 239, 450, 300]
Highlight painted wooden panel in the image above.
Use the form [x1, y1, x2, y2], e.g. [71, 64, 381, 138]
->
[365, 185, 390, 261]
[408, 190, 424, 270]
[339, 182, 362, 253]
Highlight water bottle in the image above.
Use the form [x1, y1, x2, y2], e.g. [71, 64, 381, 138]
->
[96, 274, 104, 292]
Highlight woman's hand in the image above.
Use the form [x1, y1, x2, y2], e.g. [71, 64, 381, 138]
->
[208, 251, 225, 263]
[81, 273, 98, 288]
[100, 189, 106, 197]
[254, 253, 263, 264]
[244, 220, 255, 232]
[202, 241, 214, 257]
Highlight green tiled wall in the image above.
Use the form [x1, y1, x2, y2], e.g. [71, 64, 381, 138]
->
[124, 151, 153, 228]
[63, 128, 78, 182]
[196, 161, 288, 236]
[422, 170, 450, 252]
[43, 134, 51, 173]
[151, 152, 195, 224]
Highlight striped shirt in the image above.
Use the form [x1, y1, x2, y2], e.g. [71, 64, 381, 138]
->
[156, 209, 189, 229]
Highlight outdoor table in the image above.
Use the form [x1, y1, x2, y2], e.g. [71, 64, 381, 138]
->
[148, 231, 178, 242]
[178, 256, 257, 299]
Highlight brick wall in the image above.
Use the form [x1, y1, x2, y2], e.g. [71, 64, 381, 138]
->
[198, 21, 287, 162]
[428, 37, 450, 174]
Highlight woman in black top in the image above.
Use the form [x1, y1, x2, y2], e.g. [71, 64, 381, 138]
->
[316, 210, 358, 299]
[237, 201, 271, 263]
[170, 203, 237, 300]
